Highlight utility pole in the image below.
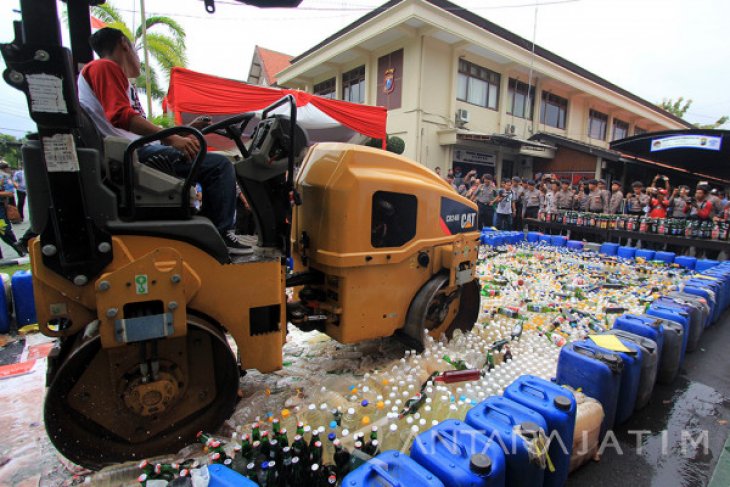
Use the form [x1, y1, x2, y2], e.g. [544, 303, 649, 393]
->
[140, 0, 152, 117]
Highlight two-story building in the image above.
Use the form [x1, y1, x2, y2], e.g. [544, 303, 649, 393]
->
[276, 0, 691, 184]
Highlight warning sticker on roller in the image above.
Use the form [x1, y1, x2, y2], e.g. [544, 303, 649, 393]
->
[26, 73, 67, 114]
[42, 133, 79, 172]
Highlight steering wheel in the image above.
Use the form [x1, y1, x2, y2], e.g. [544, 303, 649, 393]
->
[201, 112, 256, 158]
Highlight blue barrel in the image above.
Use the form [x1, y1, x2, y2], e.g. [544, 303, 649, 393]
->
[0, 273, 9, 334]
[11, 270, 36, 327]
[550, 235, 567, 247]
[581, 338, 643, 425]
[208, 464, 258, 487]
[617, 246, 636, 260]
[654, 251, 675, 264]
[510, 232, 523, 245]
[538, 235, 552, 245]
[410, 419, 506, 487]
[613, 314, 665, 359]
[503, 375, 576, 487]
[343, 450, 445, 487]
[695, 259, 719, 272]
[602, 330, 659, 411]
[466, 397, 547, 487]
[555, 342, 622, 437]
[494, 235, 507, 247]
[599, 243, 619, 256]
[653, 296, 704, 352]
[527, 231, 542, 243]
[566, 240, 583, 251]
[674, 256, 697, 270]
[645, 305, 689, 364]
[634, 249, 655, 261]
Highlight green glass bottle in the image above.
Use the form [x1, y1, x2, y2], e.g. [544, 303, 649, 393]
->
[251, 422, 262, 442]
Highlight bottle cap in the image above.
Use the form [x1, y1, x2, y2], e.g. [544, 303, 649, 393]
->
[520, 421, 541, 439]
[470, 453, 492, 474]
[554, 395, 572, 411]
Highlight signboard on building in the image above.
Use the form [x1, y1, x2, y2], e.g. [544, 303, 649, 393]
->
[453, 149, 496, 166]
[377, 49, 403, 110]
[650, 134, 722, 152]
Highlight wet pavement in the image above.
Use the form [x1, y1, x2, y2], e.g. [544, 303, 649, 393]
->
[570, 308, 730, 487]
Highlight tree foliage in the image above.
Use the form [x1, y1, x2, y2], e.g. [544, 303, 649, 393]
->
[659, 97, 728, 129]
[0, 134, 23, 168]
[364, 135, 406, 154]
[92, 3, 187, 105]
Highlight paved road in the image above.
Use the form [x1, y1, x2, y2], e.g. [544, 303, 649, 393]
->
[570, 308, 730, 487]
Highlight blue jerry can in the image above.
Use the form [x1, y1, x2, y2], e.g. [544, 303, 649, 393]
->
[11, 270, 36, 327]
[208, 464, 258, 487]
[555, 342, 622, 438]
[466, 396, 547, 487]
[645, 304, 689, 364]
[342, 450, 445, 487]
[503, 375, 576, 487]
[410, 419, 506, 487]
[581, 338, 642, 425]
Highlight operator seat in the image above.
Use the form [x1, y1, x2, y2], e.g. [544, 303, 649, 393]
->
[23, 107, 231, 264]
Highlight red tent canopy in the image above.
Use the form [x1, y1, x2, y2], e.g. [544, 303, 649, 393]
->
[164, 67, 387, 147]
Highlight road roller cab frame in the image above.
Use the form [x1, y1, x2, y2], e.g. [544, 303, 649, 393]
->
[1, 0, 480, 468]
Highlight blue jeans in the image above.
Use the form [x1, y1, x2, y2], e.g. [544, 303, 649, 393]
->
[495, 213, 512, 230]
[137, 144, 236, 233]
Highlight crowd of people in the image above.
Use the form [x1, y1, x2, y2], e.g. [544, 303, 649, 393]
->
[438, 166, 729, 231]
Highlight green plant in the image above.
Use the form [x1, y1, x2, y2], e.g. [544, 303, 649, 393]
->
[364, 135, 406, 154]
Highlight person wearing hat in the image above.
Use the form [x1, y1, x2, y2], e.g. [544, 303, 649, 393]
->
[573, 180, 589, 211]
[587, 179, 608, 213]
[474, 174, 498, 228]
[0, 161, 25, 257]
[708, 188, 725, 216]
[541, 179, 559, 214]
[555, 179, 574, 211]
[608, 181, 624, 214]
[511, 176, 524, 230]
[598, 179, 611, 209]
[626, 181, 650, 215]
[521, 179, 542, 220]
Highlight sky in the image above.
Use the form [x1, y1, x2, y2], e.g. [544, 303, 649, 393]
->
[0, 0, 728, 137]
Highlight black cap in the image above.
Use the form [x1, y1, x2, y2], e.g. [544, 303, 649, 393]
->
[512, 176, 522, 182]
[527, 179, 535, 186]
[470, 453, 492, 475]
[587, 179, 598, 185]
[553, 395, 572, 411]
[484, 173, 494, 180]
[632, 181, 644, 188]
[520, 421, 541, 439]
[598, 178, 606, 184]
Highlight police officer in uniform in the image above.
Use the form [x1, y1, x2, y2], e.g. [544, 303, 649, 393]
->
[555, 180, 574, 211]
[626, 181, 650, 215]
[608, 180, 624, 214]
[587, 179, 608, 213]
[521, 179, 542, 220]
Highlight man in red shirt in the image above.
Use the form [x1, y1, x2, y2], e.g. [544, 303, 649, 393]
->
[691, 185, 715, 221]
[80, 28, 249, 254]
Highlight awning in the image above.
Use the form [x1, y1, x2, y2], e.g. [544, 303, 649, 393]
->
[164, 67, 387, 150]
[610, 129, 730, 182]
[454, 130, 556, 158]
[530, 132, 620, 161]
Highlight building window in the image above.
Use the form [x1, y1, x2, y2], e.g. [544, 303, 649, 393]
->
[588, 109, 608, 140]
[612, 118, 629, 141]
[540, 92, 568, 129]
[456, 59, 500, 110]
[342, 66, 365, 103]
[634, 126, 647, 136]
[314, 78, 336, 99]
[507, 78, 535, 120]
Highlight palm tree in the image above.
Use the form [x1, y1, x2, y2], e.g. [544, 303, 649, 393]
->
[91, 2, 187, 103]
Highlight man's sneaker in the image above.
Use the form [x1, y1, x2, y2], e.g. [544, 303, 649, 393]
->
[223, 230, 253, 255]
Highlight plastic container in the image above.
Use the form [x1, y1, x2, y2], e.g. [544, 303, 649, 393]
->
[613, 314, 664, 354]
[566, 240, 584, 251]
[11, 270, 36, 327]
[550, 235, 567, 247]
[539, 235, 552, 245]
[645, 305, 689, 364]
[666, 291, 711, 329]
[599, 243, 619, 256]
[0, 273, 10, 334]
[581, 338, 642, 426]
[466, 396, 547, 487]
[616, 246, 636, 260]
[503, 375, 576, 487]
[682, 284, 718, 324]
[563, 388, 604, 473]
[602, 330, 659, 410]
[702, 271, 730, 311]
[527, 232, 542, 243]
[410, 419, 506, 487]
[652, 296, 704, 352]
[583, 242, 601, 253]
[342, 450, 445, 487]
[695, 259, 719, 272]
[208, 464, 258, 487]
[674, 256, 697, 270]
[634, 249, 655, 261]
[555, 342, 622, 437]
[654, 251, 675, 264]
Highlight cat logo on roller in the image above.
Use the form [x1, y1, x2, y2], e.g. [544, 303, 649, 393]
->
[440, 197, 479, 235]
